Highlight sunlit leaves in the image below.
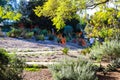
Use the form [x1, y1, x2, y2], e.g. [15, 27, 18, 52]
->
[33, 0, 120, 30]
[0, 6, 3, 17]
[13, 13, 22, 21]
[33, 0, 78, 30]
[33, 6, 42, 17]
[98, 27, 114, 38]
[52, 16, 65, 30]
[87, 7, 120, 38]
[117, 12, 120, 18]
[0, 6, 22, 21]
[90, 8, 120, 28]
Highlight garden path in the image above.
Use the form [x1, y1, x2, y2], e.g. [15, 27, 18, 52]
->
[0, 37, 83, 66]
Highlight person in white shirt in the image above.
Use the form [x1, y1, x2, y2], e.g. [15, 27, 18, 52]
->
[89, 37, 95, 46]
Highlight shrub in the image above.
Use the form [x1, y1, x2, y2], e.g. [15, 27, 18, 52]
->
[36, 34, 45, 41]
[7, 28, 22, 38]
[23, 32, 34, 39]
[90, 40, 120, 62]
[112, 58, 120, 68]
[62, 47, 69, 55]
[111, 29, 120, 41]
[63, 25, 73, 35]
[40, 29, 48, 36]
[0, 48, 25, 80]
[49, 57, 98, 80]
[81, 47, 91, 55]
[0, 48, 9, 65]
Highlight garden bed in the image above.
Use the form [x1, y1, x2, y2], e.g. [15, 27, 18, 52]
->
[23, 68, 120, 80]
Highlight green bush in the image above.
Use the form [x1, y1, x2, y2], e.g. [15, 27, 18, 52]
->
[81, 47, 91, 55]
[111, 29, 120, 41]
[23, 32, 34, 39]
[99, 58, 120, 73]
[0, 48, 9, 65]
[112, 58, 120, 68]
[40, 29, 48, 36]
[36, 34, 45, 41]
[7, 28, 22, 38]
[49, 57, 98, 80]
[0, 48, 25, 80]
[90, 40, 120, 62]
[62, 47, 69, 55]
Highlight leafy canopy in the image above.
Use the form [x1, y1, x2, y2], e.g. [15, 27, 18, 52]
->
[34, 0, 120, 30]
[86, 7, 120, 38]
[0, 0, 22, 22]
[34, 0, 78, 30]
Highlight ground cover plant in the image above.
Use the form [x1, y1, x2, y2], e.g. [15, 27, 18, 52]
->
[49, 57, 98, 80]
[0, 48, 25, 80]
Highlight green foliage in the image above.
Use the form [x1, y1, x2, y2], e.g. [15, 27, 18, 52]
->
[90, 8, 120, 27]
[24, 67, 40, 71]
[87, 8, 120, 38]
[111, 29, 120, 41]
[62, 47, 69, 55]
[63, 25, 73, 35]
[24, 32, 34, 39]
[33, 0, 120, 30]
[33, 0, 79, 30]
[36, 34, 45, 41]
[0, 6, 22, 21]
[49, 57, 98, 80]
[90, 40, 120, 62]
[81, 47, 91, 55]
[40, 29, 48, 36]
[98, 27, 114, 38]
[0, 48, 9, 65]
[111, 58, 120, 68]
[100, 58, 120, 73]
[48, 34, 55, 41]
[0, 0, 7, 6]
[24, 64, 41, 71]
[0, 48, 25, 80]
[106, 64, 117, 71]
[7, 28, 22, 38]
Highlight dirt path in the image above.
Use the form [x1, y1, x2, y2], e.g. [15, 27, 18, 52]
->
[0, 37, 82, 62]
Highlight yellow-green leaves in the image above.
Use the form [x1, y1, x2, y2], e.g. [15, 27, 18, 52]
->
[88, 7, 120, 38]
[33, 6, 42, 17]
[33, 0, 78, 30]
[0, 6, 22, 21]
[90, 8, 120, 28]
[0, 6, 3, 17]
[33, 0, 58, 18]
[13, 13, 22, 21]
[52, 16, 65, 30]
[117, 12, 120, 18]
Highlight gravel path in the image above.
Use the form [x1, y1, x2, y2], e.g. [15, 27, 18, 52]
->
[0, 37, 82, 62]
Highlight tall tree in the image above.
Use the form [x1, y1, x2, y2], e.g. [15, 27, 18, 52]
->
[33, 0, 120, 30]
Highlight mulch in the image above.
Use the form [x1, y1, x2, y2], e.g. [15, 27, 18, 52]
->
[22, 69, 53, 80]
[23, 68, 120, 80]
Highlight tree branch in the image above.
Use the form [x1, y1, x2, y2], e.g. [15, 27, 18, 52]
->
[86, 0, 110, 9]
